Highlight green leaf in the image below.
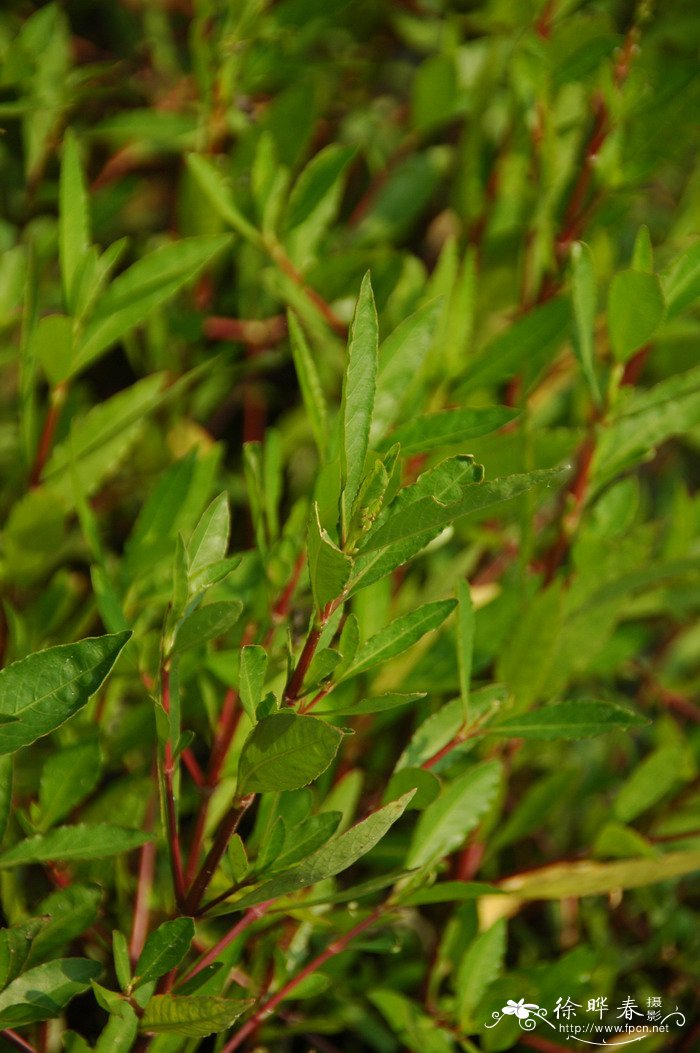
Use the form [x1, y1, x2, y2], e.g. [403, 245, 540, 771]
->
[186, 153, 260, 242]
[0, 824, 151, 867]
[187, 493, 230, 586]
[43, 374, 167, 502]
[613, 744, 689, 823]
[171, 601, 243, 656]
[0, 631, 131, 756]
[237, 712, 343, 793]
[133, 918, 195, 989]
[29, 313, 74, 387]
[0, 919, 44, 989]
[27, 885, 101, 966]
[59, 129, 90, 312]
[370, 990, 454, 1053]
[570, 242, 601, 405]
[662, 239, 700, 316]
[607, 269, 665, 362]
[285, 144, 355, 264]
[384, 767, 440, 810]
[341, 272, 379, 535]
[457, 919, 507, 1028]
[397, 688, 505, 771]
[230, 791, 415, 911]
[113, 930, 131, 992]
[0, 756, 11, 844]
[456, 579, 474, 725]
[307, 503, 353, 612]
[140, 995, 252, 1036]
[378, 406, 516, 456]
[72, 235, 232, 376]
[238, 645, 268, 724]
[343, 600, 456, 679]
[632, 225, 654, 272]
[0, 958, 101, 1028]
[460, 297, 571, 394]
[314, 692, 425, 717]
[400, 881, 498, 906]
[288, 312, 328, 456]
[371, 300, 441, 442]
[286, 144, 354, 233]
[496, 583, 563, 711]
[498, 849, 700, 900]
[268, 811, 342, 872]
[486, 701, 647, 740]
[406, 761, 501, 868]
[38, 739, 101, 830]
[94, 1007, 138, 1053]
[358, 466, 564, 559]
[593, 363, 700, 483]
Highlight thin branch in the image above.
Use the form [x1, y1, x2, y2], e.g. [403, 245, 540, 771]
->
[29, 382, 67, 488]
[178, 901, 274, 985]
[220, 905, 386, 1053]
[266, 239, 347, 337]
[161, 665, 186, 909]
[183, 794, 255, 915]
[130, 791, 157, 962]
[1, 1030, 39, 1053]
[284, 623, 322, 705]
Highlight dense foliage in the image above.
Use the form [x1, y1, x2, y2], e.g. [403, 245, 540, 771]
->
[1, 1, 699, 1051]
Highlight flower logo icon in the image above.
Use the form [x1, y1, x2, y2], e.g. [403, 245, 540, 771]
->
[502, 999, 540, 1020]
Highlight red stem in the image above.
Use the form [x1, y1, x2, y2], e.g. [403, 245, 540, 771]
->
[29, 382, 67, 488]
[220, 906, 385, 1052]
[284, 623, 322, 705]
[1, 1030, 38, 1053]
[179, 902, 274, 985]
[161, 666, 186, 909]
[130, 791, 157, 962]
[268, 242, 347, 337]
[183, 794, 255, 915]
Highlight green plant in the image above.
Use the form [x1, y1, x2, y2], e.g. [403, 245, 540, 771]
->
[1, 2, 700, 1052]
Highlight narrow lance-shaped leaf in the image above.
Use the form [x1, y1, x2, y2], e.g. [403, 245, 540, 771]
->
[371, 299, 441, 442]
[72, 235, 232, 376]
[341, 272, 378, 537]
[497, 849, 700, 900]
[38, 739, 101, 830]
[238, 644, 268, 723]
[377, 406, 517, 456]
[59, 129, 90, 312]
[570, 242, 602, 406]
[229, 791, 415, 911]
[342, 600, 456, 680]
[0, 824, 152, 868]
[307, 503, 353, 612]
[359, 466, 566, 558]
[0, 756, 11, 843]
[457, 919, 507, 1029]
[607, 269, 665, 363]
[288, 311, 328, 456]
[406, 761, 502, 869]
[0, 958, 101, 1028]
[237, 712, 343, 794]
[0, 631, 131, 756]
[485, 701, 648, 740]
[140, 995, 253, 1037]
[187, 492, 230, 584]
[186, 153, 261, 242]
[456, 579, 474, 724]
[133, 918, 195, 989]
[171, 601, 243, 656]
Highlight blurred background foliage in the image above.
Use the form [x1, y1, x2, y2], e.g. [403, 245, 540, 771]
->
[0, 0, 700, 1050]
